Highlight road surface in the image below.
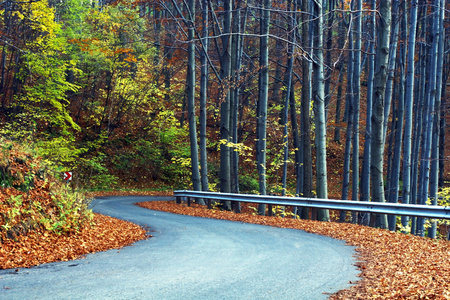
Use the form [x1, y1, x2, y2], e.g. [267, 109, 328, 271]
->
[1, 196, 359, 299]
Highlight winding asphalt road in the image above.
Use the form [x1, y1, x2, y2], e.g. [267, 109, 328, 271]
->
[1, 196, 359, 299]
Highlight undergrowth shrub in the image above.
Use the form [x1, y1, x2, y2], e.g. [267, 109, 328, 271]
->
[0, 138, 93, 242]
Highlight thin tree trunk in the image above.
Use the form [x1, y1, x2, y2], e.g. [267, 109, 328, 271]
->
[290, 85, 302, 199]
[199, 0, 209, 195]
[387, 65, 404, 231]
[219, 0, 232, 210]
[257, 0, 271, 216]
[387, 0, 407, 231]
[359, 1, 376, 227]
[300, 0, 312, 220]
[282, 0, 295, 199]
[428, 0, 445, 238]
[417, 0, 440, 237]
[153, 4, 161, 65]
[324, 0, 336, 122]
[401, 0, 418, 231]
[339, 18, 354, 223]
[382, 0, 400, 142]
[230, 0, 243, 213]
[439, 57, 447, 191]
[186, 0, 201, 196]
[351, 0, 362, 224]
[333, 10, 346, 144]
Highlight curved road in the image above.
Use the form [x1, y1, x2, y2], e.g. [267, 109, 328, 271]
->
[1, 196, 359, 299]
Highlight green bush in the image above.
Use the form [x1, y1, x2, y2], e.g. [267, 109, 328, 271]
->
[0, 138, 93, 240]
[239, 174, 259, 193]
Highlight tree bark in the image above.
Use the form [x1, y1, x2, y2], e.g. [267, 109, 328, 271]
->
[186, 0, 202, 196]
[360, 0, 376, 227]
[417, 0, 440, 237]
[257, 0, 271, 216]
[401, 0, 419, 231]
[312, 0, 329, 221]
[370, 0, 391, 229]
[351, 0, 362, 224]
[219, 0, 232, 210]
[199, 0, 209, 195]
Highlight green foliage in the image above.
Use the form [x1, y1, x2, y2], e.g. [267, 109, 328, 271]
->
[1, 195, 25, 232]
[394, 187, 450, 238]
[13, 0, 81, 134]
[0, 138, 42, 191]
[0, 139, 93, 240]
[0, 112, 38, 142]
[239, 174, 259, 193]
[432, 186, 450, 228]
[36, 136, 87, 169]
[77, 152, 119, 190]
[46, 183, 93, 234]
[148, 116, 192, 185]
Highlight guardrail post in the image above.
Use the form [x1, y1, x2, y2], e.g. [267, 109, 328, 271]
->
[176, 196, 181, 204]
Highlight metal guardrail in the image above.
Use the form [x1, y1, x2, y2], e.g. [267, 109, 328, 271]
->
[174, 190, 450, 220]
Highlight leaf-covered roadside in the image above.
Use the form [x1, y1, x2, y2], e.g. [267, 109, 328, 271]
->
[0, 138, 94, 239]
[0, 139, 148, 270]
[137, 201, 450, 299]
[0, 213, 147, 269]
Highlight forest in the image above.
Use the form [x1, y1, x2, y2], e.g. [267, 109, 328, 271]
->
[0, 0, 449, 237]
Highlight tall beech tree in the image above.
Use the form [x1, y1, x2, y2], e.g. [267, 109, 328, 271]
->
[416, 0, 440, 237]
[185, 0, 202, 195]
[299, 0, 312, 220]
[429, 0, 445, 238]
[199, 0, 209, 194]
[312, 0, 329, 221]
[388, 0, 407, 231]
[219, 0, 232, 210]
[401, 0, 419, 231]
[257, 0, 270, 216]
[370, 0, 391, 229]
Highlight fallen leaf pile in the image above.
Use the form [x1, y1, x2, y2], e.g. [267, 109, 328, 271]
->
[85, 190, 173, 198]
[1, 139, 149, 270]
[137, 201, 450, 299]
[0, 213, 148, 269]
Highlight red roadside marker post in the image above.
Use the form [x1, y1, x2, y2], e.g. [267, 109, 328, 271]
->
[64, 172, 72, 185]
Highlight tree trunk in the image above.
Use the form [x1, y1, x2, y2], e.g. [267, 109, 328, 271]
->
[230, 0, 243, 213]
[417, 0, 440, 237]
[401, 0, 418, 231]
[324, 0, 336, 123]
[257, 0, 271, 216]
[199, 0, 209, 195]
[382, 0, 400, 142]
[387, 0, 407, 231]
[339, 18, 354, 223]
[299, 0, 312, 220]
[282, 0, 295, 199]
[312, 0, 329, 221]
[333, 11, 346, 144]
[370, 0, 391, 229]
[219, 0, 232, 210]
[186, 0, 202, 196]
[428, 0, 445, 239]
[359, 0, 376, 226]
[351, 0, 362, 224]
